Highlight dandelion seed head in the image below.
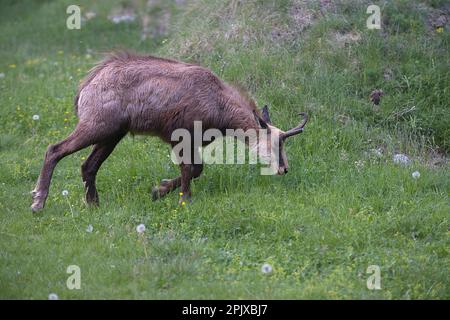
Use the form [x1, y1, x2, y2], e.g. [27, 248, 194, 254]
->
[32, 114, 40, 121]
[48, 293, 59, 300]
[136, 224, 146, 234]
[86, 224, 93, 233]
[62, 190, 69, 196]
[261, 263, 273, 274]
[412, 171, 420, 179]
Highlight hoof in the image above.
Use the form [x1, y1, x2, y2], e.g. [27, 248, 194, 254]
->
[151, 187, 160, 201]
[178, 196, 192, 206]
[31, 190, 46, 213]
[160, 179, 171, 187]
[85, 199, 99, 207]
[31, 201, 44, 213]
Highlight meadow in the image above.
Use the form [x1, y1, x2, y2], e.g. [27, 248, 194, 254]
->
[0, 0, 448, 299]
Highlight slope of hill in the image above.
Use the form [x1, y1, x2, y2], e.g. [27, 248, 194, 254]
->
[0, 0, 448, 299]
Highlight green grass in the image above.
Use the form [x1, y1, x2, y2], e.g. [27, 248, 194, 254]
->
[0, 0, 448, 299]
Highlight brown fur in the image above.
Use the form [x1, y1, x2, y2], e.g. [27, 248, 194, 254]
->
[31, 51, 268, 212]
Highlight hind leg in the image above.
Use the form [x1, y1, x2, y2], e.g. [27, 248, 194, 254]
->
[81, 134, 125, 205]
[31, 121, 124, 212]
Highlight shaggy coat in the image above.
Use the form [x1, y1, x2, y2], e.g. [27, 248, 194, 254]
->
[31, 51, 306, 212]
[75, 52, 261, 141]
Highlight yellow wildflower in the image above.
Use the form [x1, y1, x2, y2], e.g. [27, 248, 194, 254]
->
[9, 64, 16, 68]
[26, 59, 40, 65]
[436, 27, 444, 33]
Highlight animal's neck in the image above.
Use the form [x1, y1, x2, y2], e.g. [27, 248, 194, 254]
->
[221, 110, 266, 150]
[228, 118, 260, 132]
[222, 106, 260, 132]
[218, 85, 261, 132]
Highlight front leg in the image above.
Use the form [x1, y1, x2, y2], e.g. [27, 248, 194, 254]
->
[179, 163, 193, 203]
[152, 147, 203, 202]
[151, 176, 181, 200]
[151, 163, 193, 202]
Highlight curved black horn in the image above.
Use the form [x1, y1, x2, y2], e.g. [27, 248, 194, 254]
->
[282, 112, 308, 140]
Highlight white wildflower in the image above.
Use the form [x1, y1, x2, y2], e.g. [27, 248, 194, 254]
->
[108, 13, 136, 24]
[339, 150, 349, 161]
[32, 114, 40, 121]
[136, 224, 146, 234]
[48, 293, 59, 300]
[371, 148, 383, 157]
[85, 11, 96, 20]
[261, 263, 273, 274]
[412, 171, 420, 179]
[354, 160, 365, 169]
[86, 224, 93, 233]
[62, 190, 69, 196]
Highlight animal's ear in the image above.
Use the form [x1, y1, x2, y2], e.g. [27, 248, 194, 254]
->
[253, 110, 269, 129]
[261, 105, 272, 124]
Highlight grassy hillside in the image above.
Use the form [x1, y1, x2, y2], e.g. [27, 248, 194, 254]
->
[0, 0, 448, 299]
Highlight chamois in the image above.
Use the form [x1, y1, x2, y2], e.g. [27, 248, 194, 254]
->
[31, 52, 307, 212]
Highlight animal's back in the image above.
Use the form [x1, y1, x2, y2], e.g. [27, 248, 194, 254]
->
[75, 52, 228, 138]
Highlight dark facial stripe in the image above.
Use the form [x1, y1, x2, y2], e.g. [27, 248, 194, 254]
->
[278, 142, 285, 168]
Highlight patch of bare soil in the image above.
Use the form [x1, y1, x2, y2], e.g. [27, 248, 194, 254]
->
[270, 0, 341, 45]
[316, 0, 337, 15]
[270, 1, 315, 45]
[140, 0, 179, 40]
[108, 7, 137, 24]
[423, 149, 448, 168]
[290, 2, 315, 32]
